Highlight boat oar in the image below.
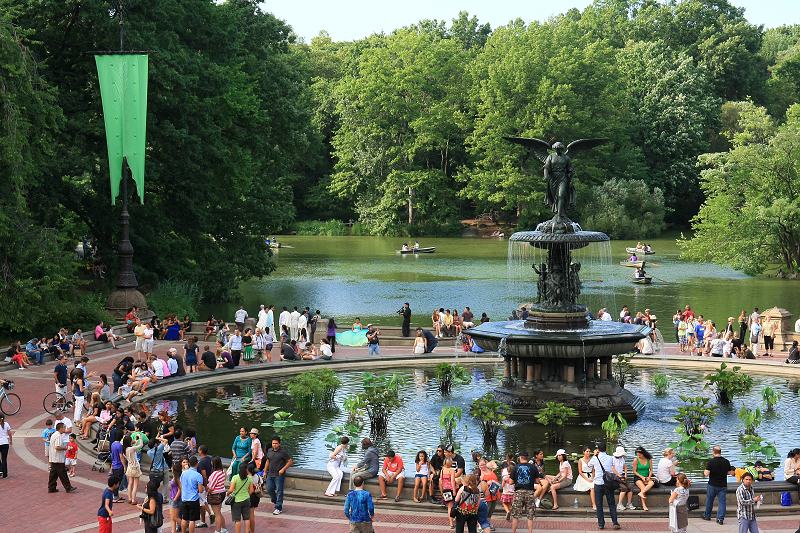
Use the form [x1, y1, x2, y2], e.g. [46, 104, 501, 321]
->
[648, 274, 668, 284]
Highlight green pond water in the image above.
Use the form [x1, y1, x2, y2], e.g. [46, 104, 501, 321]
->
[198, 233, 799, 332]
[143, 363, 800, 479]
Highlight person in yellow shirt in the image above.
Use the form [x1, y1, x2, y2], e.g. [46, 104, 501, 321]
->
[442, 310, 454, 337]
[133, 320, 146, 362]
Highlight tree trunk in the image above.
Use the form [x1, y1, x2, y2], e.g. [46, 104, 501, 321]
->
[408, 186, 415, 225]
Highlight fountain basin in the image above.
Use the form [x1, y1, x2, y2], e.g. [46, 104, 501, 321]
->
[467, 320, 650, 359]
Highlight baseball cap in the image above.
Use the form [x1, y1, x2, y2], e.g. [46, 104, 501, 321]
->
[367, 323, 373, 328]
[443, 445, 455, 453]
[518, 450, 529, 457]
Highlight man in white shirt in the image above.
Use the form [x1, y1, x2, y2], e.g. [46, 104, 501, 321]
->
[298, 311, 309, 343]
[234, 306, 248, 332]
[53, 410, 72, 433]
[279, 307, 290, 334]
[601, 309, 613, 321]
[794, 316, 800, 333]
[167, 348, 179, 375]
[589, 442, 620, 530]
[257, 305, 269, 330]
[289, 307, 301, 341]
[619, 306, 628, 322]
[48, 422, 76, 492]
[149, 354, 165, 379]
[229, 330, 243, 366]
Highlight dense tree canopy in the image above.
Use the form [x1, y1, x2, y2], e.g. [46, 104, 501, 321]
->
[3, 0, 800, 324]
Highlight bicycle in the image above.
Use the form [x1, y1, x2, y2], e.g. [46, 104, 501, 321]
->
[43, 388, 74, 415]
[0, 380, 21, 416]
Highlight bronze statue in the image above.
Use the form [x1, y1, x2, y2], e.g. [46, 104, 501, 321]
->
[503, 137, 610, 224]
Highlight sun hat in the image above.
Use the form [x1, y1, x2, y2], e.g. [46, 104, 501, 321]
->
[613, 446, 626, 457]
[555, 449, 566, 458]
[249, 428, 259, 435]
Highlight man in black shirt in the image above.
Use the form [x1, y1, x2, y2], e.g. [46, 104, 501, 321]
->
[264, 436, 293, 515]
[428, 446, 445, 504]
[443, 444, 465, 478]
[417, 328, 438, 354]
[400, 303, 411, 337]
[280, 341, 297, 361]
[136, 412, 154, 441]
[702, 445, 734, 524]
[199, 346, 216, 371]
[510, 451, 539, 533]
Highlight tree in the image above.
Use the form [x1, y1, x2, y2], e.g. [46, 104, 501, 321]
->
[461, 17, 633, 225]
[680, 102, 800, 275]
[581, 179, 666, 239]
[14, 0, 315, 299]
[617, 41, 721, 223]
[329, 23, 470, 235]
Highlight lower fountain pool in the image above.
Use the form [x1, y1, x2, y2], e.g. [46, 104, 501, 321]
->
[142, 364, 800, 478]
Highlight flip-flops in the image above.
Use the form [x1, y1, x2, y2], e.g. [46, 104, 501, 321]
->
[377, 495, 388, 500]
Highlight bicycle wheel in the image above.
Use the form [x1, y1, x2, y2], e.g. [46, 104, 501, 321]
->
[43, 391, 68, 414]
[1, 393, 21, 416]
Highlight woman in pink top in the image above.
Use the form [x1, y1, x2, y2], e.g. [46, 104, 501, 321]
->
[250, 428, 264, 471]
[94, 322, 119, 348]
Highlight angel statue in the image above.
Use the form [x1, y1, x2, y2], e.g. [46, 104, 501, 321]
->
[503, 137, 610, 226]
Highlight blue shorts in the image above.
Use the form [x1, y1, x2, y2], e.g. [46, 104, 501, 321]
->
[415, 474, 427, 479]
[477, 501, 490, 528]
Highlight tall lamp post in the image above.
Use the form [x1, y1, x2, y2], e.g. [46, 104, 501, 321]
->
[94, 1, 152, 320]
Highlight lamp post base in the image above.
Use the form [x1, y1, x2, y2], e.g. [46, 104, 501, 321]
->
[105, 287, 148, 321]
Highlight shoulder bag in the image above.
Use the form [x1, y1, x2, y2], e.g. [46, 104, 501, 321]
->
[598, 458, 621, 490]
[140, 497, 164, 529]
[225, 476, 248, 506]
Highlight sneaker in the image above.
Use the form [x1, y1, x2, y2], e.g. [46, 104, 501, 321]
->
[617, 503, 625, 511]
[716, 519, 724, 525]
[196, 522, 208, 528]
[535, 498, 541, 508]
[613, 525, 621, 530]
[210, 514, 215, 525]
[626, 503, 636, 510]
[273, 509, 282, 515]
[219, 529, 228, 533]
[477, 527, 484, 533]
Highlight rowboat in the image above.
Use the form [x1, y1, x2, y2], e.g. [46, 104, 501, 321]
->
[396, 246, 436, 254]
[626, 247, 654, 255]
[267, 241, 292, 248]
[631, 276, 652, 284]
[620, 260, 644, 268]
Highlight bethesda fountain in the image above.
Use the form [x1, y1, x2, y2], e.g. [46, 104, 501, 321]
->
[467, 136, 650, 421]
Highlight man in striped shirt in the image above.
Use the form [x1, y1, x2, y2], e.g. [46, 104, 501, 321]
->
[736, 472, 761, 533]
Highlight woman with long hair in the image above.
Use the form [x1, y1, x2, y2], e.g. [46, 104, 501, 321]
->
[738, 310, 748, 341]
[123, 434, 144, 505]
[546, 450, 573, 510]
[247, 463, 263, 533]
[206, 456, 228, 533]
[78, 392, 103, 440]
[454, 473, 481, 533]
[227, 462, 254, 533]
[325, 436, 349, 497]
[138, 480, 163, 533]
[184, 336, 199, 373]
[573, 445, 596, 511]
[432, 309, 442, 337]
[412, 450, 430, 503]
[72, 368, 86, 423]
[204, 316, 216, 342]
[477, 458, 499, 516]
[168, 461, 184, 533]
[230, 427, 252, 481]
[413, 329, 426, 354]
[633, 446, 655, 511]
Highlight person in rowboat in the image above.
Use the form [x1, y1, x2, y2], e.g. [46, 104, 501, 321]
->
[629, 252, 638, 262]
[634, 266, 647, 278]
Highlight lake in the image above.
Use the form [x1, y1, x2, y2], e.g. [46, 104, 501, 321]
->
[198, 233, 799, 334]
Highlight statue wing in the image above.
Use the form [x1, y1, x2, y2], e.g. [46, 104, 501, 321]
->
[565, 138, 611, 157]
[502, 137, 552, 164]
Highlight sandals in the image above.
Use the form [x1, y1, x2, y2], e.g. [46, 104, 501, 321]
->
[551, 506, 560, 510]
[377, 495, 388, 500]
[113, 498, 126, 503]
[324, 493, 335, 497]
[395, 496, 401, 502]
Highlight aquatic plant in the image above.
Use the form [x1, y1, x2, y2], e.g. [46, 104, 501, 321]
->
[704, 362, 753, 404]
[601, 412, 628, 441]
[670, 395, 718, 457]
[761, 386, 781, 411]
[358, 372, 406, 436]
[470, 394, 513, 447]
[434, 362, 471, 395]
[261, 411, 305, 431]
[207, 396, 277, 416]
[651, 373, 670, 395]
[612, 353, 636, 388]
[286, 369, 341, 410]
[535, 402, 576, 445]
[439, 406, 462, 443]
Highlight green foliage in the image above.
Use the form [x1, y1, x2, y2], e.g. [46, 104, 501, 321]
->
[681, 102, 800, 275]
[742, 440, 779, 459]
[289, 220, 349, 236]
[343, 395, 366, 427]
[762, 386, 782, 411]
[358, 372, 406, 436]
[582, 179, 667, 238]
[704, 362, 754, 404]
[670, 395, 718, 457]
[534, 401, 576, 445]
[208, 397, 278, 416]
[439, 406, 463, 444]
[434, 363, 471, 395]
[261, 411, 306, 430]
[285, 369, 341, 410]
[146, 279, 203, 322]
[470, 393, 513, 447]
[601, 413, 629, 442]
[612, 353, 636, 388]
[325, 423, 362, 452]
[738, 406, 762, 437]
[651, 373, 670, 395]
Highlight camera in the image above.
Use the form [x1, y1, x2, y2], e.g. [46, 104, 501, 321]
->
[397, 308, 406, 315]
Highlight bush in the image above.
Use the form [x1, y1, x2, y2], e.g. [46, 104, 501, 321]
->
[439, 406, 463, 443]
[35, 292, 116, 337]
[602, 413, 628, 441]
[613, 353, 636, 388]
[290, 219, 349, 236]
[434, 362, 471, 395]
[534, 401, 575, 445]
[147, 279, 202, 321]
[581, 179, 667, 239]
[359, 372, 406, 436]
[651, 373, 670, 395]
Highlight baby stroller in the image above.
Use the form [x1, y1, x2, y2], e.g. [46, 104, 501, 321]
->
[91, 423, 112, 472]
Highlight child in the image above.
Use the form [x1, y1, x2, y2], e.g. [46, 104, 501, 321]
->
[98, 475, 121, 533]
[501, 453, 516, 521]
[755, 461, 774, 481]
[119, 379, 142, 402]
[412, 450, 430, 503]
[65, 433, 79, 476]
[440, 457, 456, 529]
[42, 419, 55, 461]
[184, 336, 199, 373]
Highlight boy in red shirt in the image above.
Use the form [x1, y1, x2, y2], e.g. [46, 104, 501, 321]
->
[65, 433, 79, 476]
[377, 450, 405, 501]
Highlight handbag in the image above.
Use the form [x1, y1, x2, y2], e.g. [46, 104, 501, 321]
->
[488, 481, 501, 496]
[140, 497, 164, 529]
[207, 492, 224, 506]
[686, 495, 700, 511]
[225, 476, 248, 506]
[598, 459, 621, 490]
[442, 489, 454, 502]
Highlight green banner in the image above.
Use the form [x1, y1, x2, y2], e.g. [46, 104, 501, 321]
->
[95, 54, 148, 204]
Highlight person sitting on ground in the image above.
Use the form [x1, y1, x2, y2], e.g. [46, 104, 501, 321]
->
[119, 378, 142, 402]
[301, 343, 319, 360]
[318, 338, 333, 360]
[786, 341, 800, 364]
[280, 340, 297, 361]
[377, 450, 405, 502]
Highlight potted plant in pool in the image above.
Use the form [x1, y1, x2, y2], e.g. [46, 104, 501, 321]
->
[669, 395, 718, 457]
[439, 405, 463, 444]
[358, 372, 406, 436]
[601, 413, 628, 441]
[470, 394, 513, 447]
[286, 369, 341, 410]
[535, 401, 576, 445]
[704, 362, 753, 404]
[434, 362, 471, 395]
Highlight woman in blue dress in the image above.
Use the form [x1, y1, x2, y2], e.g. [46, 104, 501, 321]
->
[230, 427, 252, 480]
[337, 318, 369, 347]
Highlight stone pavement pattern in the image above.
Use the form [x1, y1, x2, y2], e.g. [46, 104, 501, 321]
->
[1, 338, 798, 532]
